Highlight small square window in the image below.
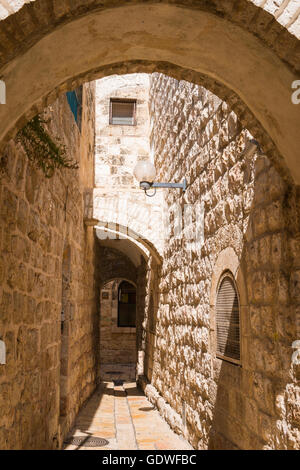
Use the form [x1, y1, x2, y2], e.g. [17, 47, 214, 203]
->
[110, 99, 136, 126]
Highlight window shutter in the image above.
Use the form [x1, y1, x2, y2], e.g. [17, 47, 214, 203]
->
[110, 100, 136, 125]
[216, 275, 240, 362]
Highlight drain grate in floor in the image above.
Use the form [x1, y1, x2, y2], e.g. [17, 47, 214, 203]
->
[64, 436, 109, 448]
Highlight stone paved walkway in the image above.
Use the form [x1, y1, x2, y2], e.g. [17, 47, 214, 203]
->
[64, 382, 192, 450]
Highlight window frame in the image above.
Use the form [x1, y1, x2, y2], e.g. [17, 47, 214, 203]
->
[66, 86, 83, 131]
[117, 281, 137, 328]
[109, 98, 137, 126]
[215, 271, 241, 366]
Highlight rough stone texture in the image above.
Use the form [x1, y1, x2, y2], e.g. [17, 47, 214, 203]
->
[1, 64, 299, 450]
[0, 82, 98, 450]
[93, 74, 164, 254]
[95, 236, 149, 383]
[0, 1, 299, 185]
[142, 73, 300, 450]
[140, 377, 184, 435]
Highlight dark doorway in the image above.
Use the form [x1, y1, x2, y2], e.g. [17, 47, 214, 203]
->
[118, 281, 136, 328]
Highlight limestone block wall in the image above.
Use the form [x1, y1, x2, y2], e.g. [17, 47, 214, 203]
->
[144, 73, 300, 450]
[0, 83, 98, 449]
[136, 253, 159, 379]
[93, 74, 164, 254]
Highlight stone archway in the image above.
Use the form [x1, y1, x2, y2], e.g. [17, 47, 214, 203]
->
[0, 1, 299, 183]
[95, 220, 161, 387]
[95, 222, 162, 263]
[99, 278, 138, 382]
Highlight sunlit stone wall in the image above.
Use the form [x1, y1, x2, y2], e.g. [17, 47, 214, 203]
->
[93, 74, 165, 254]
[141, 73, 300, 450]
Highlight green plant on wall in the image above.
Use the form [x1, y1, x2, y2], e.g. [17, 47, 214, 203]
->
[16, 115, 79, 178]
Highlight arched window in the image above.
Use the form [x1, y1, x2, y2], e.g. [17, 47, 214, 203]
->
[118, 281, 136, 327]
[216, 273, 240, 364]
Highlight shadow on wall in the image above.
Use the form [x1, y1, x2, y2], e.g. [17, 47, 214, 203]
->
[208, 154, 299, 450]
[136, 257, 149, 379]
[141, 257, 160, 384]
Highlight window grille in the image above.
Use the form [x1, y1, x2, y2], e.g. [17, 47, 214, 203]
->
[216, 274, 241, 364]
[110, 99, 136, 125]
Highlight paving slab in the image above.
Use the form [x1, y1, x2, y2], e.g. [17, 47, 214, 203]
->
[64, 381, 192, 450]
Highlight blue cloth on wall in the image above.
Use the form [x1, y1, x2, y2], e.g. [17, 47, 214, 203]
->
[66, 91, 79, 123]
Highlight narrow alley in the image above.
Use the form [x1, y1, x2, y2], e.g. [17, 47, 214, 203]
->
[0, 0, 299, 453]
[64, 382, 191, 451]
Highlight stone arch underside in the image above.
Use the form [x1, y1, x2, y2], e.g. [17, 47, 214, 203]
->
[95, 222, 162, 265]
[97, 246, 138, 288]
[0, 0, 299, 36]
[0, 2, 299, 183]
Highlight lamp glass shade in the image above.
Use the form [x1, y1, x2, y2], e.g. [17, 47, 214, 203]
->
[133, 161, 156, 182]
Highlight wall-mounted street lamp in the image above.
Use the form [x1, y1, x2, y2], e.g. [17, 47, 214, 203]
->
[134, 139, 260, 197]
[133, 161, 186, 197]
